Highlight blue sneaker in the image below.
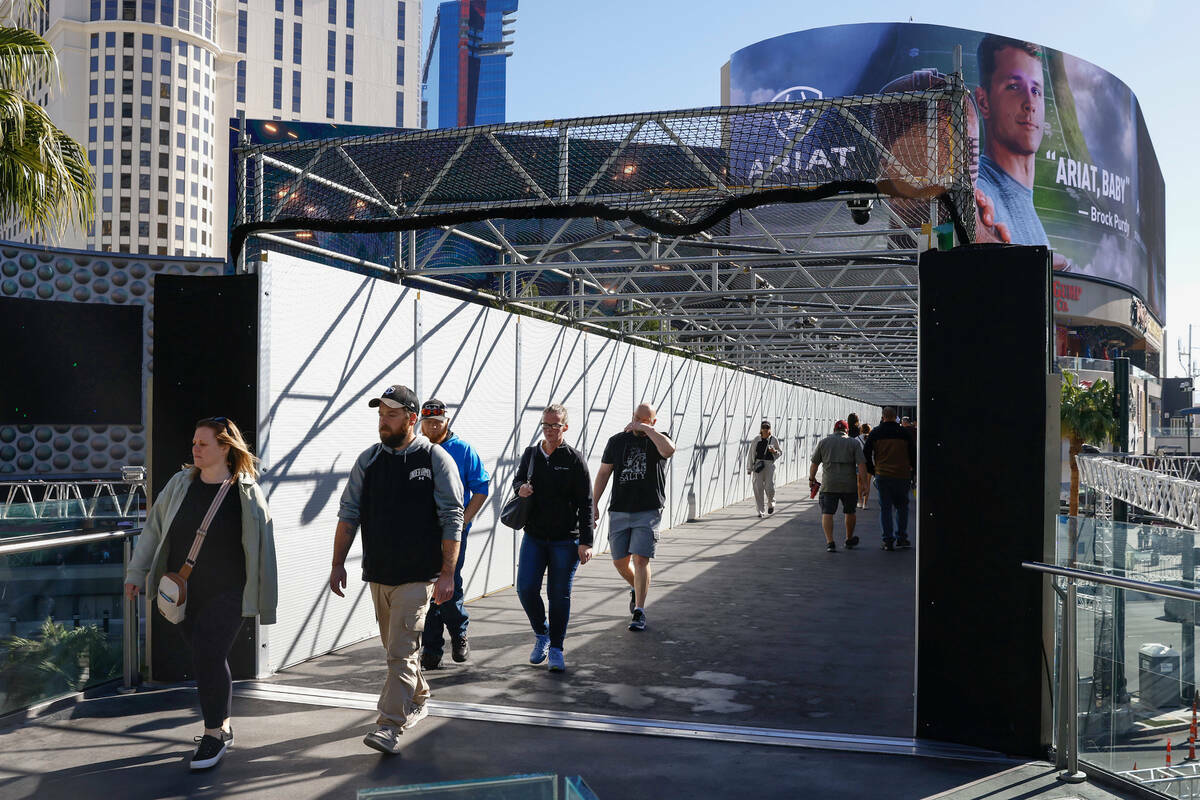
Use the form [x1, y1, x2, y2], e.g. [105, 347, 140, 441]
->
[548, 647, 566, 672]
[529, 634, 550, 664]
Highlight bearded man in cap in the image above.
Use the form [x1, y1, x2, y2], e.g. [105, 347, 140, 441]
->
[328, 384, 463, 755]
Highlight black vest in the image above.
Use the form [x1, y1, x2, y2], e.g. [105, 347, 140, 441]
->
[755, 438, 776, 461]
[359, 446, 443, 585]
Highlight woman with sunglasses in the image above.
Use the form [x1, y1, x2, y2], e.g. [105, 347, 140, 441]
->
[124, 417, 278, 770]
[513, 404, 593, 673]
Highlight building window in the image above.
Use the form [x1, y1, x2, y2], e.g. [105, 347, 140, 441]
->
[294, 0, 302, 13]
[293, 23, 302, 64]
[328, 0, 336, 24]
[396, 46, 403, 85]
[326, 77, 334, 119]
[237, 10, 246, 53]
[345, 34, 353, 75]
[236, 61, 246, 103]
[395, 90, 403, 127]
[346, 0, 354, 28]
[273, 67, 282, 110]
[344, 80, 352, 121]
[397, 2, 405, 38]
[141, 0, 154, 23]
[275, 0, 282, 11]
[274, 18, 283, 60]
[178, 0, 190, 31]
[327, 30, 335, 71]
[292, 70, 301, 114]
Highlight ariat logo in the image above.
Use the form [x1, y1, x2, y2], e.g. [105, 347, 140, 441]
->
[410, 467, 432, 481]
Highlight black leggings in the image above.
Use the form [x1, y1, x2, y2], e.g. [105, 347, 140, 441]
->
[179, 590, 245, 729]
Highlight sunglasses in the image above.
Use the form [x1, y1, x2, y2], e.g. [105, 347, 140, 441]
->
[420, 407, 446, 417]
[202, 416, 231, 435]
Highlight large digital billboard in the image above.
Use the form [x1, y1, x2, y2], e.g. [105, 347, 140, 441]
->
[728, 23, 1166, 321]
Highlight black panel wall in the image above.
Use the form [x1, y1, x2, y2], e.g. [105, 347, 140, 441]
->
[150, 273, 259, 681]
[916, 245, 1056, 757]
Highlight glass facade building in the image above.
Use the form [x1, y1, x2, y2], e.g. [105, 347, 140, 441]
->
[422, 0, 517, 129]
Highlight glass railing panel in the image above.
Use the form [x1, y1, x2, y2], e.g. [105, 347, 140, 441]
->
[357, 774, 558, 799]
[0, 533, 141, 716]
[1056, 516, 1200, 590]
[564, 777, 600, 800]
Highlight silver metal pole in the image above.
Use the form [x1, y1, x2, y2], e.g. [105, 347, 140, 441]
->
[1060, 574, 1086, 782]
[119, 536, 137, 693]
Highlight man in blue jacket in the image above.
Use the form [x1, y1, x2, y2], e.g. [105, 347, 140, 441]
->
[419, 398, 491, 670]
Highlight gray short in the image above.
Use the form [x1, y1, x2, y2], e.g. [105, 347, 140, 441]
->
[608, 509, 662, 559]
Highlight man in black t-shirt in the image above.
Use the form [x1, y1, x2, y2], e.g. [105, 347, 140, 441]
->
[593, 403, 676, 632]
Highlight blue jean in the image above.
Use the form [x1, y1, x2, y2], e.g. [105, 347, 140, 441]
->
[874, 476, 911, 542]
[516, 535, 580, 650]
[422, 528, 470, 656]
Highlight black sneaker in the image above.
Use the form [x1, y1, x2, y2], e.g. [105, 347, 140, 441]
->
[420, 650, 442, 670]
[826, 542, 836, 553]
[767, 505, 775, 515]
[845, 536, 860, 549]
[881, 540, 895, 551]
[451, 636, 470, 663]
[629, 609, 646, 632]
[895, 537, 912, 549]
[628, 588, 636, 614]
[190, 732, 230, 770]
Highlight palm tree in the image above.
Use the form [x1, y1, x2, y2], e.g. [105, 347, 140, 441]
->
[1061, 369, 1118, 516]
[0, 2, 94, 241]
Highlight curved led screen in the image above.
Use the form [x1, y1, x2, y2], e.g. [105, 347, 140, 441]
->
[728, 23, 1166, 321]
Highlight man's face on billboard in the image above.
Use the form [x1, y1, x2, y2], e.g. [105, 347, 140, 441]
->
[979, 46, 1045, 158]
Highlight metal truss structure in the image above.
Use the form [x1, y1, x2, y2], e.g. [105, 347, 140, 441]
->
[1076, 454, 1200, 530]
[234, 83, 974, 406]
[0, 476, 147, 521]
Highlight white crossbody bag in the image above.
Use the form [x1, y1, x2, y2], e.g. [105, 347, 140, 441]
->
[157, 478, 234, 624]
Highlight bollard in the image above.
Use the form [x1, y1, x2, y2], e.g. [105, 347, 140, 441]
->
[687, 490, 697, 522]
[1168, 738, 1173, 768]
[102, 609, 110, 633]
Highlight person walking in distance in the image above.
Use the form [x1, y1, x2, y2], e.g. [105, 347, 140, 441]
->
[513, 404, 594, 672]
[746, 421, 782, 518]
[856, 422, 872, 509]
[124, 416, 277, 771]
[863, 407, 917, 551]
[328, 385, 464, 755]
[417, 399, 490, 670]
[809, 420, 867, 552]
[592, 403, 676, 632]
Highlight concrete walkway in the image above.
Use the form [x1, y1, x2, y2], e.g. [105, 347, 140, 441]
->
[0, 482, 1151, 799]
[271, 479, 917, 736]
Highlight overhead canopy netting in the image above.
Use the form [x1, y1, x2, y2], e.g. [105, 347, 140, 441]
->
[231, 82, 975, 264]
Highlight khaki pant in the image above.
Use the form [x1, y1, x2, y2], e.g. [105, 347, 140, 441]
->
[370, 580, 434, 727]
[752, 462, 776, 512]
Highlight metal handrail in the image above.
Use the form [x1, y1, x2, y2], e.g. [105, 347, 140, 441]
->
[0, 526, 142, 556]
[1023, 561, 1200, 602]
[1024, 559, 1200, 787]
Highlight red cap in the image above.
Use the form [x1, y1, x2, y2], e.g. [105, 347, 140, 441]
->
[834, 420, 848, 431]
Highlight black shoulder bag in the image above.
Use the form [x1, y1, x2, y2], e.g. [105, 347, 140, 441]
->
[500, 446, 536, 530]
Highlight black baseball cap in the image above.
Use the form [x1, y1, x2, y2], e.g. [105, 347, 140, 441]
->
[421, 399, 447, 418]
[368, 384, 418, 412]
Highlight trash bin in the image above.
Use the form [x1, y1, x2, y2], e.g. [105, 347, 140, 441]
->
[1139, 643, 1182, 709]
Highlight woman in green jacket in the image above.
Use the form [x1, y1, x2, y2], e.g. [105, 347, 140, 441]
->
[124, 417, 277, 771]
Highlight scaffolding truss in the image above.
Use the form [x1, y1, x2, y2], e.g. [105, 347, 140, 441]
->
[233, 83, 975, 405]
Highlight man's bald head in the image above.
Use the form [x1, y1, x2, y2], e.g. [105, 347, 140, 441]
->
[635, 403, 657, 422]
[882, 406, 898, 421]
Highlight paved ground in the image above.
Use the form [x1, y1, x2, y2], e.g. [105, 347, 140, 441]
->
[0, 483, 1153, 799]
[272, 482, 918, 736]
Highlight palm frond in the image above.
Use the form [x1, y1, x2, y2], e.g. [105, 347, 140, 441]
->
[0, 25, 59, 92]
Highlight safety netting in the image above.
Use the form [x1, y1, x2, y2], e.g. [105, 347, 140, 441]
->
[230, 81, 976, 264]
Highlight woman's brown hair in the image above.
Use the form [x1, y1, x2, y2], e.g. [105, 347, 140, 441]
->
[192, 417, 259, 479]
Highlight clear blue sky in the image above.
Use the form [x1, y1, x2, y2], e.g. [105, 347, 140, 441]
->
[423, 0, 1199, 377]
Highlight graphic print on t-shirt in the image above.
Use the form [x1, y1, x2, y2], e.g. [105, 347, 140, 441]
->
[619, 444, 647, 484]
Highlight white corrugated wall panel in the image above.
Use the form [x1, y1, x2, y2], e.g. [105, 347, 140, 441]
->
[258, 253, 419, 673]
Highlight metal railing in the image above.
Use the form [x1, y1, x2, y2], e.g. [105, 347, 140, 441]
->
[1024, 559, 1200, 791]
[0, 474, 147, 520]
